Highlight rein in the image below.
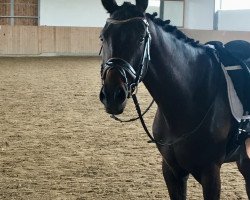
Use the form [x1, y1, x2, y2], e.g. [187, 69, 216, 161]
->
[136, 95, 216, 146]
[111, 98, 154, 123]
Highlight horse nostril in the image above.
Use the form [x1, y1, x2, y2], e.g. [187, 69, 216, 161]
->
[114, 87, 126, 103]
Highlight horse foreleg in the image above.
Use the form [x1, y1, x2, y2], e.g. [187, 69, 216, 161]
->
[237, 156, 250, 198]
[199, 164, 221, 200]
[162, 160, 189, 200]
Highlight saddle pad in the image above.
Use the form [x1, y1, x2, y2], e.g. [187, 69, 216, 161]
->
[221, 64, 244, 122]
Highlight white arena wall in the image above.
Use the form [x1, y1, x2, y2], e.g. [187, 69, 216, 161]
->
[184, 0, 214, 30]
[39, 0, 214, 29]
[39, 0, 250, 31]
[185, 1, 250, 31]
[39, 0, 108, 27]
[215, 9, 250, 31]
[39, 0, 159, 27]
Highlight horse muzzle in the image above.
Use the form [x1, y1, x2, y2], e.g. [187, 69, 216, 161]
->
[99, 84, 128, 115]
[99, 58, 138, 114]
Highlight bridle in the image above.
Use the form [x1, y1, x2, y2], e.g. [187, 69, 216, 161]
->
[100, 17, 151, 97]
[100, 17, 160, 144]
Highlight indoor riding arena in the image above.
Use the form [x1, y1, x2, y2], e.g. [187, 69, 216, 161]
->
[1, 0, 250, 200]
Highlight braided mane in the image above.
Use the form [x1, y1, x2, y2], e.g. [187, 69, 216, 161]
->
[146, 12, 203, 48]
[111, 2, 204, 48]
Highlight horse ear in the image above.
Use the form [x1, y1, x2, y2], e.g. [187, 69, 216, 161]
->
[101, 0, 119, 14]
[136, 0, 148, 12]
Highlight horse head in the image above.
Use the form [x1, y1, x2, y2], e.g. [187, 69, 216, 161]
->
[99, 0, 150, 115]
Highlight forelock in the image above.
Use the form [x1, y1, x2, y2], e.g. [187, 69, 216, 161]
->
[111, 2, 144, 20]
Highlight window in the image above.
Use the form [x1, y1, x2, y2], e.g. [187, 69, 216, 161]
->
[220, 0, 250, 10]
[115, 0, 160, 13]
[0, 0, 38, 26]
[162, 0, 184, 27]
[0, 0, 11, 25]
[147, 0, 160, 14]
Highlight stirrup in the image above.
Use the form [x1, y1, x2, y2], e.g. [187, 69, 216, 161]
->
[237, 112, 250, 144]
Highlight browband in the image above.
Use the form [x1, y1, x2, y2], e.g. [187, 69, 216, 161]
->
[106, 17, 149, 26]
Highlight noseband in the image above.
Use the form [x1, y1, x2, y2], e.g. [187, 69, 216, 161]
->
[100, 17, 151, 97]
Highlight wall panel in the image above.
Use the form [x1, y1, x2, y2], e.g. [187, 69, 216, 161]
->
[0, 26, 11, 54]
[0, 25, 250, 56]
[19, 26, 39, 54]
[0, 25, 102, 56]
[38, 26, 55, 53]
[182, 29, 250, 44]
[55, 27, 71, 53]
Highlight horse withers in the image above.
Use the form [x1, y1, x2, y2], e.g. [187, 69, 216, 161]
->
[99, 0, 250, 199]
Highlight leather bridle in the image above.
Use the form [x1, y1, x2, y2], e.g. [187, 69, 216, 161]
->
[100, 17, 158, 144]
[100, 17, 151, 97]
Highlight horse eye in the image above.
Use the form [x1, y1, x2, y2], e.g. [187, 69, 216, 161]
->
[139, 37, 145, 43]
[99, 36, 104, 42]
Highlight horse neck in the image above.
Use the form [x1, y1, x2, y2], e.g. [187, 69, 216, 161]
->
[143, 21, 219, 134]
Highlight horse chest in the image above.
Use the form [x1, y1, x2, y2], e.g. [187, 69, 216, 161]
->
[153, 115, 226, 170]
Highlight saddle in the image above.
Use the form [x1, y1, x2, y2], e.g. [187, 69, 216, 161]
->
[207, 41, 250, 110]
[206, 41, 250, 160]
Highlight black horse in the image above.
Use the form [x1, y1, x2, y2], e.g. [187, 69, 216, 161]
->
[99, 0, 250, 199]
